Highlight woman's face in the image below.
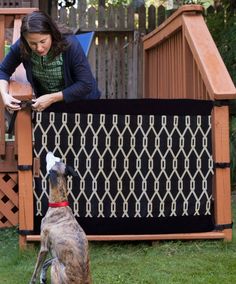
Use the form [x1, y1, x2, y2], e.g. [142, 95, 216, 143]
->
[24, 33, 52, 56]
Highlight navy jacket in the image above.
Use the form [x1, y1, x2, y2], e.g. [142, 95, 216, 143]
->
[0, 35, 101, 101]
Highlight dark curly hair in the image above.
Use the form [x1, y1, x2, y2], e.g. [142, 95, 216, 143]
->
[20, 10, 71, 59]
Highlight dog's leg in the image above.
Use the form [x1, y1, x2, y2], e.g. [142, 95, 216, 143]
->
[40, 258, 55, 284]
[29, 251, 48, 283]
[29, 248, 48, 284]
[30, 231, 49, 284]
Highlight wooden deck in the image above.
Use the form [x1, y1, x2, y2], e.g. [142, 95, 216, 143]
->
[0, 5, 235, 247]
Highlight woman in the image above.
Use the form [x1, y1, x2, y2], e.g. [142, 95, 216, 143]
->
[0, 11, 101, 112]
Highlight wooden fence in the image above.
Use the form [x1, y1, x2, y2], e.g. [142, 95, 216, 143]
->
[54, 2, 171, 99]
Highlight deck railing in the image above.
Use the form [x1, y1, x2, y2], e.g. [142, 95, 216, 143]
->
[143, 4, 236, 241]
[1, 5, 236, 246]
[0, 8, 36, 246]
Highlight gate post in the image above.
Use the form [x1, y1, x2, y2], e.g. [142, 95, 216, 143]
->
[212, 105, 232, 241]
[10, 81, 33, 248]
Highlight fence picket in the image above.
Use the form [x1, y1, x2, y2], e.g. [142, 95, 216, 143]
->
[98, 6, 105, 29]
[107, 5, 115, 29]
[127, 5, 134, 30]
[88, 6, 96, 30]
[107, 33, 116, 99]
[97, 34, 106, 97]
[68, 6, 77, 29]
[78, 0, 87, 29]
[158, 5, 166, 26]
[59, 6, 67, 24]
[148, 5, 156, 33]
[138, 4, 146, 33]
[106, 6, 116, 96]
[137, 33, 143, 98]
[117, 5, 125, 29]
[117, 35, 125, 98]
[127, 32, 134, 98]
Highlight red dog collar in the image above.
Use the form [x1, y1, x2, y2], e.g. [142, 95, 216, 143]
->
[48, 201, 69, 207]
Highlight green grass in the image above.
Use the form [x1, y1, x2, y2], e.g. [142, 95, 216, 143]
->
[1, 203, 236, 284]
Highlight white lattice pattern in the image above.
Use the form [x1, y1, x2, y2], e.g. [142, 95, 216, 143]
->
[33, 112, 213, 218]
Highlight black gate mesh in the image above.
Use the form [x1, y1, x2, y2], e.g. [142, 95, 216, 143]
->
[32, 99, 215, 235]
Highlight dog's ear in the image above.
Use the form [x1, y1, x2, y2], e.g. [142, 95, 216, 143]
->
[65, 165, 78, 177]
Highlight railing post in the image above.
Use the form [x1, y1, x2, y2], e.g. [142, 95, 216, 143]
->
[212, 105, 232, 241]
[9, 81, 33, 248]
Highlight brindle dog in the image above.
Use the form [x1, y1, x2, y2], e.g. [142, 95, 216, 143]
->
[30, 152, 91, 284]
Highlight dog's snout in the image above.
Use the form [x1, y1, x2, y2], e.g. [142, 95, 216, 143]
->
[65, 165, 78, 177]
[46, 152, 61, 173]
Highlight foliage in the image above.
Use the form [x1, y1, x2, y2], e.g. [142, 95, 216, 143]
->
[58, 0, 76, 7]
[172, 0, 213, 9]
[206, 2, 236, 86]
[205, 1, 236, 187]
[57, 0, 179, 9]
[230, 116, 236, 188]
[86, 0, 133, 7]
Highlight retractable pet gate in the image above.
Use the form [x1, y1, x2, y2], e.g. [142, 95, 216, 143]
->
[32, 99, 216, 236]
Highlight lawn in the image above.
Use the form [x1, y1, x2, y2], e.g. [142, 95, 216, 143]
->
[0, 202, 236, 284]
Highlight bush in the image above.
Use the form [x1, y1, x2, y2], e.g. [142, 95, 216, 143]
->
[206, 3, 236, 188]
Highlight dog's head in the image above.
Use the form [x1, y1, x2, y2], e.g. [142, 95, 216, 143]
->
[46, 152, 78, 179]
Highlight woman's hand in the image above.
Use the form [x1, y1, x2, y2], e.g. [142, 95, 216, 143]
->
[2, 93, 21, 112]
[32, 92, 63, 111]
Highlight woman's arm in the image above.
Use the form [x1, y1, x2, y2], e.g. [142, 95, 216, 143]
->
[0, 40, 23, 111]
[31, 91, 63, 111]
[0, 40, 22, 81]
[0, 79, 21, 111]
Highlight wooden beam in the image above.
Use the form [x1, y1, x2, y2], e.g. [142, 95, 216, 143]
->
[143, 15, 182, 51]
[0, 8, 38, 15]
[182, 14, 236, 100]
[26, 231, 226, 243]
[9, 80, 32, 100]
[17, 106, 34, 232]
[212, 106, 232, 241]
[143, 4, 203, 50]
[12, 82, 33, 242]
[0, 142, 17, 172]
